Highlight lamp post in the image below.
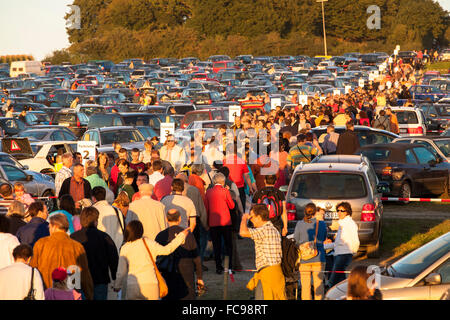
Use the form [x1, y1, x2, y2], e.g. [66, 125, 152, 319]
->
[317, 0, 328, 56]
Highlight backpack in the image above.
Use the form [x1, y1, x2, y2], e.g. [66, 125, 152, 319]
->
[281, 237, 299, 280]
[257, 192, 282, 219]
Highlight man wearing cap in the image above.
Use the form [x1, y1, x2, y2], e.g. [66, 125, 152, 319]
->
[30, 213, 94, 300]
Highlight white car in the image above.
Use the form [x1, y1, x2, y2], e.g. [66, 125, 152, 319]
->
[390, 107, 427, 137]
[19, 140, 77, 175]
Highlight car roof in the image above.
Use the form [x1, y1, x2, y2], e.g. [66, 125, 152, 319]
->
[89, 126, 137, 131]
[294, 162, 369, 174]
[312, 154, 368, 164]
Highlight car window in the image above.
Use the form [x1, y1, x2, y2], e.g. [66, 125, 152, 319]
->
[414, 141, 439, 157]
[2, 165, 27, 181]
[360, 148, 391, 162]
[413, 147, 436, 164]
[292, 173, 367, 199]
[394, 111, 419, 124]
[435, 139, 450, 157]
[211, 110, 223, 120]
[391, 233, 450, 278]
[0, 155, 22, 167]
[357, 131, 393, 145]
[51, 131, 65, 141]
[55, 113, 76, 124]
[21, 130, 47, 140]
[100, 130, 144, 145]
[78, 113, 89, 124]
[434, 259, 450, 284]
[405, 149, 418, 164]
[91, 131, 99, 144]
[63, 131, 76, 141]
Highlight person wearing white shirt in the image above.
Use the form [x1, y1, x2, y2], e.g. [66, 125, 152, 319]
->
[55, 153, 73, 196]
[148, 160, 165, 187]
[159, 135, 187, 173]
[0, 215, 20, 270]
[0, 244, 45, 300]
[324, 202, 360, 287]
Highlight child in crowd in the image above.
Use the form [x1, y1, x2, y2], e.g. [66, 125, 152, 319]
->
[44, 267, 82, 300]
[13, 182, 35, 209]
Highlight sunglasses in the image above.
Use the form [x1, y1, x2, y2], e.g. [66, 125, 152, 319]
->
[337, 209, 347, 213]
[167, 140, 175, 142]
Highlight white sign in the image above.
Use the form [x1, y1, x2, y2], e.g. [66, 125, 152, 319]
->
[359, 79, 365, 88]
[228, 105, 241, 122]
[374, 70, 379, 77]
[395, 45, 400, 51]
[345, 86, 352, 94]
[333, 89, 341, 96]
[298, 94, 308, 106]
[386, 81, 392, 89]
[271, 98, 282, 110]
[77, 141, 96, 166]
[388, 57, 393, 64]
[320, 96, 325, 103]
[160, 122, 175, 144]
[369, 73, 375, 81]
[394, 49, 399, 56]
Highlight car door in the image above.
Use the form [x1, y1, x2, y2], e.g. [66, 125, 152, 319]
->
[412, 146, 445, 195]
[0, 164, 39, 196]
[429, 258, 450, 300]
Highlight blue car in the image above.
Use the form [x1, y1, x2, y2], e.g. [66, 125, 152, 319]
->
[409, 85, 447, 102]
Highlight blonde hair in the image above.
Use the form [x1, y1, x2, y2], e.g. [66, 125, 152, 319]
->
[113, 191, 130, 208]
[7, 200, 26, 217]
[14, 182, 25, 191]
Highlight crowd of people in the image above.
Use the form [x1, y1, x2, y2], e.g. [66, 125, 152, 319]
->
[0, 53, 427, 301]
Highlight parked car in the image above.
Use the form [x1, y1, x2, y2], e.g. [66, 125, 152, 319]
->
[326, 231, 450, 300]
[0, 161, 56, 211]
[17, 128, 77, 142]
[419, 103, 450, 134]
[50, 109, 89, 138]
[393, 136, 450, 163]
[389, 107, 427, 137]
[355, 143, 450, 200]
[409, 85, 446, 102]
[81, 126, 146, 152]
[87, 112, 162, 132]
[180, 109, 227, 129]
[284, 155, 387, 257]
[0, 117, 26, 137]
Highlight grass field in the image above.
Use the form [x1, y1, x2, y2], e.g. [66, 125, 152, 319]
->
[425, 61, 450, 73]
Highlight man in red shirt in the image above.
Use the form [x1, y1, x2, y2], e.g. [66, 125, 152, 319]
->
[223, 146, 255, 212]
[205, 172, 235, 274]
[153, 164, 174, 201]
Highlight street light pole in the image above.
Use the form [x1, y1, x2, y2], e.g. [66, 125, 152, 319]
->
[317, 0, 328, 56]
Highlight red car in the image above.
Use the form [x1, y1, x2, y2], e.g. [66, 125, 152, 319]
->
[212, 60, 240, 73]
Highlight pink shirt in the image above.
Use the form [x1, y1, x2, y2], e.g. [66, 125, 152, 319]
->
[153, 175, 173, 201]
[223, 155, 249, 189]
[205, 185, 235, 227]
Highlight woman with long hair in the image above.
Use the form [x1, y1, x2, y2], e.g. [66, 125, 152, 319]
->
[113, 220, 189, 300]
[50, 195, 80, 234]
[347, 265, 382, 300]
[97, 152, 110, 184]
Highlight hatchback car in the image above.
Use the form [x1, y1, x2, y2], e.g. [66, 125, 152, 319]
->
[180, 109, 227, 129]
[393, 136, 450, 163]
[356, 143, 450, 200]
[50, 110, 89, 138]
[284, 155, 387, 257]
[419, 103, 450, 134]
[81, 126, 146, 151]
[17, 128, 77, 142]
[326, 232, 450, 300]
[390, 107, 427, 137]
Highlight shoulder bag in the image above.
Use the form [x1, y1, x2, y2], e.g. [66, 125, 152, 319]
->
[142, 238, 168, 298]
[298, 220, 319, 261]
[23, 267, 36, 300]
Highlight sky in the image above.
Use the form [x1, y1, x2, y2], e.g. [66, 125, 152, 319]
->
[0, 0, 449, 61]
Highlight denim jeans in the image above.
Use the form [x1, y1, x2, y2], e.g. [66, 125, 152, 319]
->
[94, 284, 108, 300]
[194, 222, 209, 262]
[328, 254, 353, 288]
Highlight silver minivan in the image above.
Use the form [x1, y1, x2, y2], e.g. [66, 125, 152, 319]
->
[285, 155, 388, 258]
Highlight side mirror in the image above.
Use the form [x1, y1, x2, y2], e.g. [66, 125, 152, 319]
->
[424, 273, 441, 285]
[377, 182, 390, 194]
[25, 174, 33, 182]
[279, 185, 289, 193]
[22, 165, 29, 170]
[428, 159, 437, 167]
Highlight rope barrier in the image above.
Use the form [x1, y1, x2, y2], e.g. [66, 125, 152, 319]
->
[381, 197, 450, 203]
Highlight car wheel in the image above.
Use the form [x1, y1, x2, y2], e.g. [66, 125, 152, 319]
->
[42, 190, 56, 212]
[400, 182, 411, 204]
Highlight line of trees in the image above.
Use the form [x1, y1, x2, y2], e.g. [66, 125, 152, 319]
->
[48, 0, 450, 63]
[0, 55, 34, 64]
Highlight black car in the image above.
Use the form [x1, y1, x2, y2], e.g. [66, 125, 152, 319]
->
[0, 117, 26, 137]
[87, 112, 162, 132]
[356, 143, 450, 200]
[51, 110, 89, 138]
[419, 103, 450, 134]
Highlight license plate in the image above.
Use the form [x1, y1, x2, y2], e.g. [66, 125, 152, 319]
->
[60, 123, 70, 127]
[400, 129, 407, 133]
[324, 211, 339, 220]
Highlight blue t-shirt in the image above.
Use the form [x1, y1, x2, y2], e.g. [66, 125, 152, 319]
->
[293, 218, 327, 263]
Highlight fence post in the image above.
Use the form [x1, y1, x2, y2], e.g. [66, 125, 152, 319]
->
[223, 256, 229, 300]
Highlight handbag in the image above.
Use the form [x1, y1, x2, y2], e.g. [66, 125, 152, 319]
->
[23, 267, 36, 300]
[298, 220, 319, 261]
[142, 238, 168, 298]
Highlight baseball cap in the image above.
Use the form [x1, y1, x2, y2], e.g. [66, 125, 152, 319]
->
[51, 267, 68, 282]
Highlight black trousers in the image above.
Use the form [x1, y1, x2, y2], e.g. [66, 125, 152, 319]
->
[210, 225, 233, 271]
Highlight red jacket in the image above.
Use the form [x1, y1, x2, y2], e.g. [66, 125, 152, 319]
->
[153, 175, 173, 201]
[205, 185, 235, 227]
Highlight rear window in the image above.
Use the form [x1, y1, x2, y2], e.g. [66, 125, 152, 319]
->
[436, 105, 450, 116]
[292, 173, 367, 199]
[54, 113, 76, 124]
[89, 114, 122, 127]
[393, 111, 419, 124]
[122, 115, 160, 129]
[359, 148, 391, 162]
[100, 130, 144, 145]
[184, 112, 210, 124]
[214, 63, 226, 69]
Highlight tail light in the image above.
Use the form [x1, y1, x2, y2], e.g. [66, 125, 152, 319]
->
[76, 120, 81, 127]
[49, 121, 52, 125]
[286, 203, 296, 221]
[407, 127, 423, 134]
[361, 204, 376, 222]
[208, 100, 212, 104]
[382, 166, 392, 176]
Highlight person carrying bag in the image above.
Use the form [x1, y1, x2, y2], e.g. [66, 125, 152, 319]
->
[143, 238, 168, 298]
[293, 203, 327, 300]
[23, 268, 36, 300]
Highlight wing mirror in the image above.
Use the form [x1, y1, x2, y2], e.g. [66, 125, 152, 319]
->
[424, 273, 441, 285]
[279, 185, 289, 193]
[25, 174, 33, 182]
[377, 181, 390, 194]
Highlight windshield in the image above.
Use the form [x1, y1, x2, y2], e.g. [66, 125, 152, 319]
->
[390, 233, 450, 278]
[360, 148, 391, 162]
[20, 130, 47, 140]
[435, 139, 450, 157]
[292, 173, 367, 199]
[436, 105, 450, 116]
[100, 130, 144, 145]
[122, 115, 160, 130]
